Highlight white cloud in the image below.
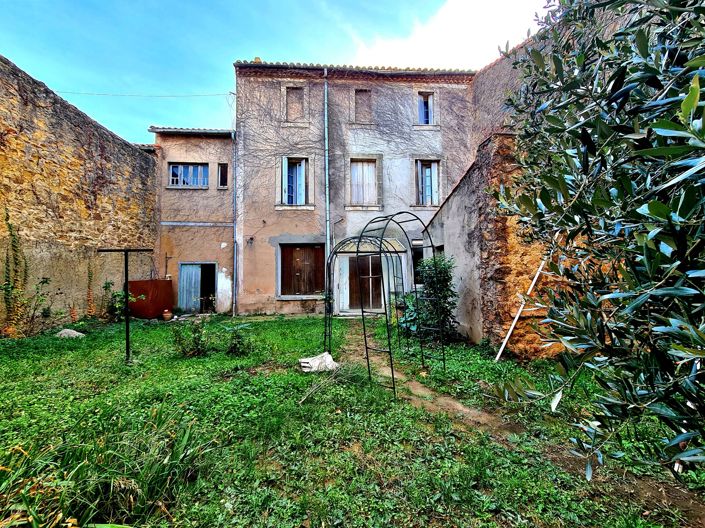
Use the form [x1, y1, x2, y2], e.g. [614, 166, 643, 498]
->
[352, 0, 548, 70]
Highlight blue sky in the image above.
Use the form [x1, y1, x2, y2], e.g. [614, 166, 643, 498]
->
[1, 0, 546, 143]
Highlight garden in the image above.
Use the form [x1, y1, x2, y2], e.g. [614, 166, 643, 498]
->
[0, 314, 703, 527]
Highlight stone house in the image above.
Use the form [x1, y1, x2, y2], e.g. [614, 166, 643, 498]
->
[148, 127, 236, 314]
[233, 60, 475, 314]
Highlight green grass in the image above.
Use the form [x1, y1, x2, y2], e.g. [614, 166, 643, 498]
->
[0, 316, 694, 526]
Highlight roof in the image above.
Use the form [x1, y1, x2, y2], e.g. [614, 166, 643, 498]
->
[148, 126, 234, 138]
[133, 143, 158, 153]
[234, 59, 474, 82]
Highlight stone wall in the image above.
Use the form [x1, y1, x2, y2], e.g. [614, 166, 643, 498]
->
[428, 134, 549, 358]
[0, 54, 157, 333]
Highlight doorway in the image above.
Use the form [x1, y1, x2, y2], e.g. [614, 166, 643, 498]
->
[178, 263, 216, 312]
[348, 255, 383, 310]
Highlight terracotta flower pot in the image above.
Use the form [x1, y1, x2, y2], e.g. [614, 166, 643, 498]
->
[162, 310, 173, 321]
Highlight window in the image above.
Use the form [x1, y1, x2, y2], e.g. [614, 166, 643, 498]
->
[286, 87, 305, 122]
[350, 160, 377, 205]
[417, 92, 434, 125]
[218, 163, 228, 188]
[281, 157, 309, 205]
[280, 244, 324, 296]
[354, 89, 372, 123]
[415, 160, 439, 205]
[412, 245, 424, 285]
[169, 163, 209, 188]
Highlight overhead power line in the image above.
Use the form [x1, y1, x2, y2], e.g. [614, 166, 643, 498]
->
[57, 90, 232, 98]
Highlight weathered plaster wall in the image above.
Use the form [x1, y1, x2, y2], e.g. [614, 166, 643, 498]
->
[235, 67, 474, 314]
[235, 72, 326, 313]
[428, 135, 547, 358]
[153, 134, 234, 312]
[0, 54, 157, 330]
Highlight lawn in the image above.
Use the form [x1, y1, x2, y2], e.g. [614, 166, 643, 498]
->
[0, 316, 700, 527]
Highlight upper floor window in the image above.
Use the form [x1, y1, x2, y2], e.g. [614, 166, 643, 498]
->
[417, 92, 434, 125]
[169, 163, 209, 188]
[354, 89, 372, 123]
[416, 160, 439, 205]
[218, 163, 228, 188]
[286, 87, 305, 122]
[350, 159, 377, 205]
[281, 157, 309, 205]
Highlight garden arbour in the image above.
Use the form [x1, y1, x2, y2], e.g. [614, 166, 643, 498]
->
[323, 211, 447, 396]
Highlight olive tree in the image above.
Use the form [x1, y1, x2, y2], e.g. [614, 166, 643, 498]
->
[498, 0, 705, 477]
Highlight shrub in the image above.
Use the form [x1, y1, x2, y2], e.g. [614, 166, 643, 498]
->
[225, 323, 256, 357]
[171, 317, 210, 357]
[400, 255, 459, 341]
[0, 403, 215, 526]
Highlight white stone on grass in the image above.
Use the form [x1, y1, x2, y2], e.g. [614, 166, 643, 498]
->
[299, 352, 339, 373]
[55, 329, 85, 338]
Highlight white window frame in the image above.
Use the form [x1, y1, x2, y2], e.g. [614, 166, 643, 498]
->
[217, 163, 228, 189]
[417, 92, 434, 125]
[415, 159, 440, 206]
[350, 159, 378, 205]
[168, 163, 209, 189]
[277, 156, 313, 208]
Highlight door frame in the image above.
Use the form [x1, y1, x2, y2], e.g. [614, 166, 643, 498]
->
[178, 261, 218, 312]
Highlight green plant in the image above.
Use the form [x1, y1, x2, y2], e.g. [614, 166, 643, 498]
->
[225, 323, 255, 357]
[171, 317, 211, 357]
[400, 255, 459, 341]
[106, 289, 145, 322]
[0, 402, 215, 527]
[497, 0, 705, 476]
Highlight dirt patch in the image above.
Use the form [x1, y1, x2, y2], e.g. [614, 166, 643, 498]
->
[217, 361, 288, 380]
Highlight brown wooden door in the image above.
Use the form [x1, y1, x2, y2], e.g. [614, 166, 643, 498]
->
[349, 255, 382, 309]
[281, 245, 324, 295]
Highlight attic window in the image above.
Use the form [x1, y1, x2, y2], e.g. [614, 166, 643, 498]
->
[286, 87, 305, 122]
[417, 92, 434, 125]
[354, 89, 372, 123]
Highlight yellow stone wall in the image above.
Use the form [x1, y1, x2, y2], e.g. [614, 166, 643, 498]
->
[0, 54, 157, 329]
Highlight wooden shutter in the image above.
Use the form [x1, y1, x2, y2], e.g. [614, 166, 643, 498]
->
[431, 161, 439, 205]
[297, 160, 306, 205]
[281, 157, 288, 204]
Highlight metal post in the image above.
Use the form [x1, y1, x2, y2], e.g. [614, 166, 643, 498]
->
[123, 250, 130, 364]
[98, 247, 153, 365]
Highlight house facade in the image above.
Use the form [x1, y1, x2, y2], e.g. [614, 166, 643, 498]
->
[149, 127, 236, 314]
[234, 60, 474, 314]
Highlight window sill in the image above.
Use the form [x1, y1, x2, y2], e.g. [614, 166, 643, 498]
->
[275, 205, 315, 211]
[217, 186, 229, 190]
[413, 124, 441, 131]
[349, 122, 375, 128]
[344, 204, 383, 211]
[277, 294, 324, 301]
[166, 186, 209, 190]
[281, 121, 310, 128]
[410, 204, 439, 210]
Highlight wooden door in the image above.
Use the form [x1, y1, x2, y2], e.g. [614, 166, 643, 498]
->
[348, 255, 382, 310]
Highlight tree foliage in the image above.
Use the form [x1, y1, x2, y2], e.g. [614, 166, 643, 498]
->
[499, 0, 705, 475]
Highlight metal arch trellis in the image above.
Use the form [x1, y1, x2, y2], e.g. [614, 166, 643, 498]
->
[323, 211, 447, 397]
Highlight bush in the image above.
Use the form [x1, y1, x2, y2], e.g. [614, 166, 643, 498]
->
[400, 255, 459, 341]
[0, 403, 215, 526]
[225, 323, 256, 357]
[171, 317, 210, 357]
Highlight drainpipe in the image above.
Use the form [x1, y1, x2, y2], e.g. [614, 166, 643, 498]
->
[324, 68, 331, 261]
[231, 128, 238, 316]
